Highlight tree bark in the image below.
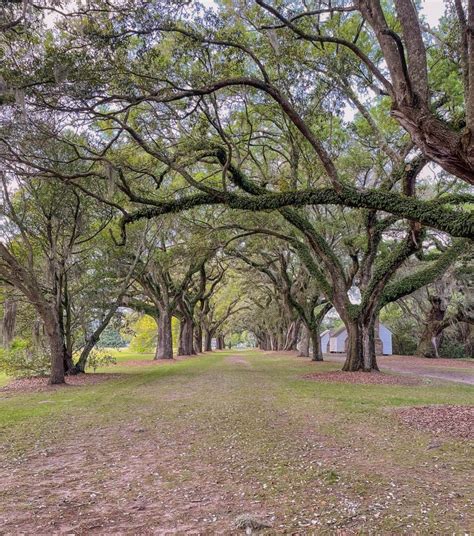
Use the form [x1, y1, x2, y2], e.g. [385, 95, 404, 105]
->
[2, 297, 17, 348]
[216, 334, 225, 350]
[298, 325, 310, 357]
[417, 328, 442, 358]
[416, 297, 447, 358]
[342, 315, 380, 371]
[44, 317, 66, 384]
[342, 319, 363, 371]
[204, 329, 213, 351]
[194, 323, 203, 353]
[310, 328, 323, 361]
[178, 315, 195, 356]
[361, 317, 379, 371]
[156, 308, 173, 359]
[284, 320, 300, 351]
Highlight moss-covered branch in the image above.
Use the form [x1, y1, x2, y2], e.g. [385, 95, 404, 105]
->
[120, 187, 473, 240]
[379, 239, 469, 308]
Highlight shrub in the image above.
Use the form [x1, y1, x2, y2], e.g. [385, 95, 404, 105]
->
[86, 350, 117, 372]
[0, 343, 50, 378]
[439, 339, 468, 359]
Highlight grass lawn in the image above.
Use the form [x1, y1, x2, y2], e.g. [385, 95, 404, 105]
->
[0, 350, 472, 534]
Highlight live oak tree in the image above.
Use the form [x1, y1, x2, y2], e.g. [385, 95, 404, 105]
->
[396, 262, 473, 358]
[256, 0, 474, 184]
[227, 238, 330, 360]
[0, 173, 116, 383]
[5, 0, 471, 239]
[122, 219, 219, 359]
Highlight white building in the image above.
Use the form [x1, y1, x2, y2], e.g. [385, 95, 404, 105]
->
[321, 322, 393, 355]
[320, 329, 330, 354]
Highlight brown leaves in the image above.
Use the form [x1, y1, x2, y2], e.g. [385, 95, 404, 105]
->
[396, 405, 474, 440]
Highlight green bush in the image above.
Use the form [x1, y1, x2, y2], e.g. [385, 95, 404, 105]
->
[86, 350, 117, 372]
[439, 339, 468, 359]
[0, 344, 50, 378]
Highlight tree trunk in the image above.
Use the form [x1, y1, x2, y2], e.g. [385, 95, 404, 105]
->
[310, 328, 323, 362]
[178, 316, 195, 356]
[64, 348, 75, 375]
[417, 328, 442, 358]
[284, 320, 300, 351]
[298, 325, 310, 357]
[361, 317, 379, 371]
[194, 323, 203, 354]
[75, 302, 126, 372]
[2, 297, 17, 348]
[204, 329, 213, 351]
[216, 334, 225, 350]
[417, 297, 447, 358]
[44, 319, 66, 384]
[75, 338, 96, 373]
[342, 319, 363, 371]
[156, 308, 173, 359]
[342, 316, 379, 372]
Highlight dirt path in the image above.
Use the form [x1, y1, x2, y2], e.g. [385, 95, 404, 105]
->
[325, 354, 474, 385]
[0, 351, 472, 534]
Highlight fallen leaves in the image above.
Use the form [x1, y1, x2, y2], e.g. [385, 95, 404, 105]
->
[0, 373, 121, 394]
[302, 371, 422, 385]
[396, 405, 474, 440]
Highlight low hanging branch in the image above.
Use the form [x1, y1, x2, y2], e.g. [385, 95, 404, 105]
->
[118, 186, 474, 241]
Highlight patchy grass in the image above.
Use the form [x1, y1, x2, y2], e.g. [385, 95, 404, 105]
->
[0, 350, 472, 534]
[105, 347, 155, 363]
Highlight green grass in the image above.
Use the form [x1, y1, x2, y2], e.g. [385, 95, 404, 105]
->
[1, 349, 472, 431]
[105, 347, 155, 363]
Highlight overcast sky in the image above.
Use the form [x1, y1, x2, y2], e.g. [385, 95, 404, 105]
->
[199, 0, 446, 27]
[421, 0, 445, 26]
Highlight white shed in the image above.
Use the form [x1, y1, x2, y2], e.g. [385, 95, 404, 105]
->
[320, 329, 330, 354]
[378, 323, 393, 355]
[329, 325, 348, 353]
[324, 322, 393, 355]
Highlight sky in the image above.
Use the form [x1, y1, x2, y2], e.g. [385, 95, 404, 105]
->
[421, 0, 445, 27]
[199, 0, 446, 27]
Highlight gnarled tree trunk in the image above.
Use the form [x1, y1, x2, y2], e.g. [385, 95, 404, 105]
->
[310, 328, 323, 362]
[284, 320, 300, 351]
[361, 317, 379, 371]
[342, 314, 380, 371]
[298, 325, 310, 357]
[204, 329, 213, 351]
[342, 319, 363, 371]
[178, 315, 195, 356]
[155, 307, 173, 359]
[416, 296, 447, 358]
[194, 323, 203, 353]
